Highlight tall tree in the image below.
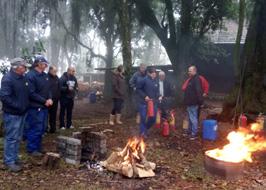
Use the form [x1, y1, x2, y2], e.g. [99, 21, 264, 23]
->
[239, 0, 266, 113]
[133, 0, 231, 83]
[233, 0, 246, 79]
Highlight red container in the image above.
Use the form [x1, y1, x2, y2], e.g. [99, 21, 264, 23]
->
[239, 114, 247, 128]
[147, 100, 154, 117]
[162, 120, 169, 137]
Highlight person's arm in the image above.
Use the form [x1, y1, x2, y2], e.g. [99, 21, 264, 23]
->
[136, 78, 147, 100]
[59, 76, 68, 92]
[195, 77, 203, 105]
[27, 75, 46, 104]
[129, 73, 137, 89]
[0, 77, 19, 109]
[112, 74, 122, 96]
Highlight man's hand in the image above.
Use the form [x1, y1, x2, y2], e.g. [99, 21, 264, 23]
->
[158, 96, 163, 102]
[145, 96, 150, 102]
[45, 99, 53, 107]
[203, 93, 208, 97]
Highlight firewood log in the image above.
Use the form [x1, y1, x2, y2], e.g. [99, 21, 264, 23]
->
[42, 152, 61, 169]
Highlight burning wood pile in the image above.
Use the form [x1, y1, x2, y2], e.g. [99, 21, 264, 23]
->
[205, 123, 266, 179]
[100, 137, 156, 178]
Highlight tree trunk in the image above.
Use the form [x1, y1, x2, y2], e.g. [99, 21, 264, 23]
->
[222, 0, 266, 118]
[103, 37, 114, 101]
[118, 0, 133, 117]
[233, 0, 246, 80]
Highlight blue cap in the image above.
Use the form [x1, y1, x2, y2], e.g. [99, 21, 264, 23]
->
[33, 55, 49, 65]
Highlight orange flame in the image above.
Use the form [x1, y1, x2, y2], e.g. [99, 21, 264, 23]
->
[120, 137, 146, 164]
[205, 123, 266, 163]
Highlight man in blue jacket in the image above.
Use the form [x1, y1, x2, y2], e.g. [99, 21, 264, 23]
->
[0, 58, 30, 172]
[129, 63, 146, 124]
[137, 67, 162, 137]
[25, 55, 53, 156]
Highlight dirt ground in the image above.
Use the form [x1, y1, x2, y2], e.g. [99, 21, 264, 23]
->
[0, 99, 266, 190]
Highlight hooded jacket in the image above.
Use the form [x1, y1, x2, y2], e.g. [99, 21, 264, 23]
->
[59, 72, 78, 99]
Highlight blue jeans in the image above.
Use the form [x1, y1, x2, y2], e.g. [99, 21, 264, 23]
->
[139, 103, 157, 136]
[3, 113, 26, 165]
[187, 105, 199, 137]
[26, 108, 47, 153]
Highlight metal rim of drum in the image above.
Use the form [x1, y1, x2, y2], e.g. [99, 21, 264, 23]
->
[204, 154, 244, 180]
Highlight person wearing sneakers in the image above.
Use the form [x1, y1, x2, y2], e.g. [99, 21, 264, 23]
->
[25, 55, 53, 156]
[183, 65, 203, 140]
[109, 65, 126, 126]
[59, 67, 78, 129]
[0, 58, 30, 172]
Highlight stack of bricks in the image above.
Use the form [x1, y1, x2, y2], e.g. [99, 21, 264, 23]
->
[57, 136, 82, 165]
[56, 126, 107, 165]
[81, 131, 107, 161]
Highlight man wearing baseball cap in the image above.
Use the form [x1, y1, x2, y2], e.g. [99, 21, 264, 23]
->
[0, 58, 30, 172]
[25, 55, 53, 156]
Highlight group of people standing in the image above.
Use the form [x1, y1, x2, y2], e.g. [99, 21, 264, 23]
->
[109, 64, 207, 139]
[0, 56, 78, 172]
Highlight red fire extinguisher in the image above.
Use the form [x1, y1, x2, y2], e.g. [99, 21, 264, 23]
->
[239, 114, 247, 128]
[162, 119, 169, 137]
[147, 100, 154, 117]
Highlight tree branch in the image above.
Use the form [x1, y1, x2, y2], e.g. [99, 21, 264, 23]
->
[133, 0, 169, 46]
[165, 0, 176, 43]
[52, 6, 107, 62]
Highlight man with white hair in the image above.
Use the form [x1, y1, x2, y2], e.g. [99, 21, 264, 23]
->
[0, 58, 30, 172]
[158, 71, 173, 119]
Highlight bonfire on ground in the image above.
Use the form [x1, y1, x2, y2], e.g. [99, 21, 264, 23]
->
[100, 137, 156, 178]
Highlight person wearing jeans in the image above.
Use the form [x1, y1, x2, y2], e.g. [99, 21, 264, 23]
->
[0, 58, 30, 172]
[137, 67, 162, 137]
[183, 65, 203, 140]
[109, 65, 126, 125]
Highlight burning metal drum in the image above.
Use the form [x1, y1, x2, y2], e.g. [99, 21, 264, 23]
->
[204, 153, 244, 180]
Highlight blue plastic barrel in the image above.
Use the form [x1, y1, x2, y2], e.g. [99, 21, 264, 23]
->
[89, 92, 97, 103]
[202, 120, 218, 140]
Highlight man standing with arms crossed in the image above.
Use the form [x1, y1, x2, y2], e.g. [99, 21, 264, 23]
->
[0, 58, 30, 172]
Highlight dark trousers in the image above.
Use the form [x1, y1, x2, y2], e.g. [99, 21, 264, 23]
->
[60, 97, 74, 128]
[111, 98, 124, 115]
[48, 99, 58, 133]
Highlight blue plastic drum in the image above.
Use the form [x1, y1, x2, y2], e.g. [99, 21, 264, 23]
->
[202, 120, 218, 140]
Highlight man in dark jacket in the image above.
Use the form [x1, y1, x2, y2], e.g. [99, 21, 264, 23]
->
[25, 55, 53, 155]
[59, 67, 78, 129]
[183, 66, 203, 140]
[48, 66, 60, 133]
[129, 63, 146, 124]
[0, 58, 30, 172]
[137, 67, 162, 137]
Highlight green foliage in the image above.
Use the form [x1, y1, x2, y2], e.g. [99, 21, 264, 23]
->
[21, 40, 46, 64]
